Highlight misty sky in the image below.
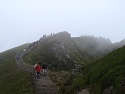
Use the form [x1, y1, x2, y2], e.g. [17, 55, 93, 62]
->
[0, 0, 125, 52]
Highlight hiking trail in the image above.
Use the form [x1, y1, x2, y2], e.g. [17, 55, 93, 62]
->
[15, 42, 58, 94]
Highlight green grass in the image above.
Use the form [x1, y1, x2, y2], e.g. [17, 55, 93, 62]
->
[59, 46, 125, 94]
[0, 44, 34, 94]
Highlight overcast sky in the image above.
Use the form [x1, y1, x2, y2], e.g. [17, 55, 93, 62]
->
[0, 0, 125, 52]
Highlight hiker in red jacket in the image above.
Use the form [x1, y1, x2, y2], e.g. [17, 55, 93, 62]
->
[34, 62, 42, 78]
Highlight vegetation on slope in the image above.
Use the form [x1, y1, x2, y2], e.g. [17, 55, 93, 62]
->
[0, 44, 34, 94]
[59, 46, 125, 94]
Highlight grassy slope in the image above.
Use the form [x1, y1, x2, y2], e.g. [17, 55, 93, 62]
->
[0, 44, 34, 94]
[59, 46, 125, 94]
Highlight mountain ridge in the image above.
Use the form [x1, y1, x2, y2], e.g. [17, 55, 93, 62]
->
[23, 31, 125, 71]
[0, 31, 125, 94]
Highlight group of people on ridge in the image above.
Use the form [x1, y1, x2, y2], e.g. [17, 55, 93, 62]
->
[34, 62, 47, 79]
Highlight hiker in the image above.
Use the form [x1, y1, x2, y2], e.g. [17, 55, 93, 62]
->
[34, 62, 42, 79]
[23, 48, 25, 52]
[16, 56, 19, 60]
[42, 63, 47, 75]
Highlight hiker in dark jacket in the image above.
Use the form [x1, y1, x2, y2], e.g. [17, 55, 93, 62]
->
[42, 63, 47, 75]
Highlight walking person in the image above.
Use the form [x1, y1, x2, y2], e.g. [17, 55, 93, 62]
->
[34, 62, 42, 79]
[42, 63, 47, 75]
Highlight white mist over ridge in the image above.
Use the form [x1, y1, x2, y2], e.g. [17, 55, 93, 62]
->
[0, 0, 125, 52]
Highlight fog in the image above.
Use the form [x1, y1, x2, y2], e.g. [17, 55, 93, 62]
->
[0, 0, 125, 52]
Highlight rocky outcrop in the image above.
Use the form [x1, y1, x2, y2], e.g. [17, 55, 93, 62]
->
[77, 89, 89, 94]
[103, 86, 113, 94]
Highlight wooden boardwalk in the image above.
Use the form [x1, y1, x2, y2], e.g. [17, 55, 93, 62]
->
[35, 74, 58, 94]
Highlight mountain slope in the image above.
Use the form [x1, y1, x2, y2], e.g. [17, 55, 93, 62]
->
[23, 32, 114, 71]
[59, 46, 125, 94]
[72, 36, 112, 58]
[0, 44, 34, 94]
